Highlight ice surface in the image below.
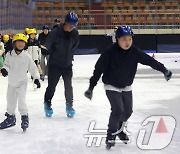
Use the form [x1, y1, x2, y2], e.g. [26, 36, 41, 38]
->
[0, 54, 180, 154]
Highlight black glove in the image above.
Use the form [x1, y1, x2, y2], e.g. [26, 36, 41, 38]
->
[34, 79, 41, 88]
[164, 70, 172, 81]
[84, 88, 93, 100]
[1, 68, 8, 77]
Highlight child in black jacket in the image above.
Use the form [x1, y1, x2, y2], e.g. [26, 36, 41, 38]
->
[84, 26, 172, 149]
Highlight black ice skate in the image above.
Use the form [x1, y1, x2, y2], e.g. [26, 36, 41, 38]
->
[105, 131, 116, 150]
[117, 131, 130, 144]
[0, 112, 16, 129]
[21, 115, 29, 132]
[117, 122, 131, 144]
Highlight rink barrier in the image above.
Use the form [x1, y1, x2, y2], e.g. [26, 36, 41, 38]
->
[76, 34, 180, 55]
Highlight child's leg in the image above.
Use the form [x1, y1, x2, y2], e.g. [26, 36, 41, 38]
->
[106, 90, 124, 134]
[17, 82, 28, 115]
[121, 91, 133, 122]
[7, 84, 18, 115]
[117, 90, 133, 137]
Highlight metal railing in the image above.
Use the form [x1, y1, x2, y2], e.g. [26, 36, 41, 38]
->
[0, 0, 32, 33]
[31, 0, 180, 31]
[77, 11, 180, 30]
[0, 0, 180, 33]
[32, 10, 180, 30]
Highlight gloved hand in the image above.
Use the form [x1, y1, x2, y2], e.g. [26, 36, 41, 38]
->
[164, 70, 172, 81]
[84, 88, 93, 100]
[1, 68, 8, 77]
[34, 79, 41, 88]
[41, 45, 48, 50]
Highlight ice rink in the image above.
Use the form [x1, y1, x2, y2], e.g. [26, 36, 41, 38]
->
[0, 54, 180, 154]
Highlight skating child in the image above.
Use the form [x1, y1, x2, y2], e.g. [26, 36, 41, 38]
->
[84, 26, 172, 149]
[38, 25, 50, 81]
[0, 33, 41, 132]
[26, 28, 42, 80]
[2, 34, 13, 54]
[24, 28, 30, 39]
[106, 26, 118, 44]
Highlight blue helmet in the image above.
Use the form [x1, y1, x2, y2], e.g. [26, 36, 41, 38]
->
[115, 26, 133, 38]
[65, 12, 78, 26]
[42, 25, 49, 30]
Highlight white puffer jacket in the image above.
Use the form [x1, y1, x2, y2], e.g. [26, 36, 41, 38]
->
[3, 50, 40, 86]
[26, 39, 41, 62]
[0, 42, 5, 56]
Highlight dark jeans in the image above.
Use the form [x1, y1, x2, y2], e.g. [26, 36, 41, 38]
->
[106, 90, 133, 134]
[44, 65, 73, 105]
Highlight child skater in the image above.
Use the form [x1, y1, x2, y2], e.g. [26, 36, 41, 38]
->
[0, 33, 41, 132]
[26, 28, 42, 80]
[106, 26, 118, 44]
[84, 26, 172, 150]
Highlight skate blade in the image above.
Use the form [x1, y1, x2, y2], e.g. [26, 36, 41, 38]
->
[45, 113, 52, 117]
[44, 109, 53, 117]
[22, 128, 26, 132]
[117, 139, 131, 144]
[122, 141, 129, 144]
[106, 143, 115, 150]
[0, 124, 16, 130]
[67, 114, 74, 118]
[106, 144, 112, 150]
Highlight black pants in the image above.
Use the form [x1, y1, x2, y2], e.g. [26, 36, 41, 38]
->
[106, 90, 133, 134]
[44, 65, 73, 104]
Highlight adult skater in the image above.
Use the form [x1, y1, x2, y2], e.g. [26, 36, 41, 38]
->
[84, 26, 172, 149]
[0, 33, 41, 132]
[38, 25, 50, 81]
[43, 12, 79, 118]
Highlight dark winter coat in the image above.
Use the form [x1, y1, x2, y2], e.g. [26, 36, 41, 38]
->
[45, 23, 79, 69]
[89, 43, 167, 89]
[38, 32, 49, 55]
